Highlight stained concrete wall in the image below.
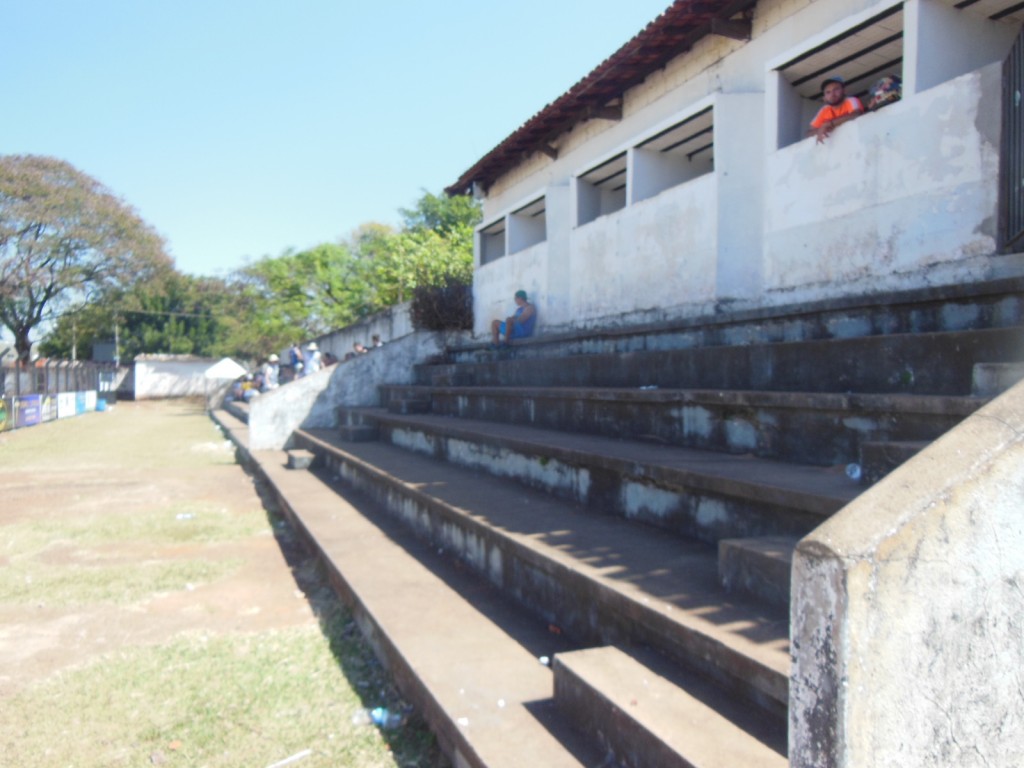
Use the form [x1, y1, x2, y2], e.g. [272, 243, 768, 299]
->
[310, 302, 414, 363]
[790, 380, 1024, 767]
[133, 358, 220, 400]
[247, 330, 450, 450]
[763, 62, 1001, 305]
[470, 0, 1021, 336]
[569, 172, 718, 326]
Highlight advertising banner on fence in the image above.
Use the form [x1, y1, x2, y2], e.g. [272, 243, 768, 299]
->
[57, 392, 76, 419]
[40, 394, 57, 422]
[15, 395, 41, 427]
[85, 390, 97, 411]
[0, 398, 10, 432]
[75, 392, 87, 415]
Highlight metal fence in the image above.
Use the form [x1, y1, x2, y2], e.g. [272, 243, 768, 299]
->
[0, 359, 124, 432]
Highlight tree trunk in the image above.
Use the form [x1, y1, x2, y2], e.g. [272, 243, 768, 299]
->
[15, 326, 33, 363]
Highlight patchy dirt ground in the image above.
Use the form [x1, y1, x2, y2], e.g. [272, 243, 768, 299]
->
[0, 399, 317, 693]
[0, 398, 446, 767]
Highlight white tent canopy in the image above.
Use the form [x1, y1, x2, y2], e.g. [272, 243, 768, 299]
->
[204, 357, 247, 380]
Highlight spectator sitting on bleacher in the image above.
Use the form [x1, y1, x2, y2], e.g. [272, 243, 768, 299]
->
[490, 289, 536, 349]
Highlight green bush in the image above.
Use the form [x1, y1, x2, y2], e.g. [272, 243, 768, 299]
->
[410, 277, 473, 331]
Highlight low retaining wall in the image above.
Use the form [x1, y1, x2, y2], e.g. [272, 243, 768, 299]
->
[790, 380, 1024, 767]
[247, 330, 452, 450]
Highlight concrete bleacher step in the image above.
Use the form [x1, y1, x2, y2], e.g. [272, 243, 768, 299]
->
[859, 439, 931, 484]
[295, 426, 792, 720]
[972, 361, 1024, 397]
[554, 646, 787, 768]
[418, 326, 1022, 397]
[444, 278, 1024, 369]
[718, 536, 799, 610]
[338, 423, 379, 442]
[213, 409, 603, 768]
[285, 448, 316, 469]
[387, 395, 431, 415]
[335, 407, 860, 545]
[379, 384, 982, 467]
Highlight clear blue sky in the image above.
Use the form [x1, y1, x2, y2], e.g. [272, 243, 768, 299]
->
[4, 1, 672, 278]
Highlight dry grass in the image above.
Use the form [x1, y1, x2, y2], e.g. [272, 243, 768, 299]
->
[0, 399, 448, 768]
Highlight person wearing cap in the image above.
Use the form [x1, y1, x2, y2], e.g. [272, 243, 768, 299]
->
[490, 289, 536, 348]
[809, 76, 864, 144]
[302, 341, 322, 376]
[260, 353, 280, 392]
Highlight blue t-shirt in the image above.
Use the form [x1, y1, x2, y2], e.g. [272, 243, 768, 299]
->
[513, 304, 536, 338]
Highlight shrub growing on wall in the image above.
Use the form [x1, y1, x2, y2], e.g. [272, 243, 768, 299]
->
[409, 276, 473, 331]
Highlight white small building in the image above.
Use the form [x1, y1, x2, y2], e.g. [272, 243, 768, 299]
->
[450, 0, 1024, 336]
[131, 354, 236, 400]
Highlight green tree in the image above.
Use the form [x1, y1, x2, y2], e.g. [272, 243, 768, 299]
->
[41, 272, 237, 362]
[230, 242, 371, 352]
[357, 193, 479, 310]
[0, 154, 171, 361]
[399, 190, 481, 236]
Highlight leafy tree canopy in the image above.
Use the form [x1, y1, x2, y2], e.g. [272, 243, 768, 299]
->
[399, 190, 480, 236]
[230, 192, 480, 341]
[41, 272, 237, 363]
[230, 242, 371, 355]
[0, 154, 171, 361]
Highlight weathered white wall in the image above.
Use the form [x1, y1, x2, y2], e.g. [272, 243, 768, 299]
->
[470, 0, 1020, 337]
[248, 330, 449, 450]
[569, 173, 719, 326]
[474, 239, 550, 338]
[763, 63, 1001, 304]
[134, 358, 218, 400]
[312, 302, 414, 362]
[790, 379, 1024, 768]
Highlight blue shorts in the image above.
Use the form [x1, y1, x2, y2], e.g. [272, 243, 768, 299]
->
[499, 321, 529, 339]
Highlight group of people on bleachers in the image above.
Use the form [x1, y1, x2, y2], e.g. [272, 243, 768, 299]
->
[228, 334, 390, 403]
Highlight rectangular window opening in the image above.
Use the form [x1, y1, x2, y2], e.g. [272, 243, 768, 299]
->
[634, 106, 714, 203]
[508, 197, 547, 253]
[775, 5, 904, 148]
[479, 218, 506, 265]
[576, 152, 627, 226]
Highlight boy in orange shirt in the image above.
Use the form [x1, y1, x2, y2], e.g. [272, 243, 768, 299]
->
[809, 76, 864, 144]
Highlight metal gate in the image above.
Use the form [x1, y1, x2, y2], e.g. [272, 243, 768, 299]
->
[1002, 26, 1024, 252]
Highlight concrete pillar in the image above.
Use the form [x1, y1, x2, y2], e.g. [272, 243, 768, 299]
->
[715, 92, 764, 303]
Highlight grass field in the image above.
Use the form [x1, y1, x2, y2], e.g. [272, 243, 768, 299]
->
[0, 399, 447, 768]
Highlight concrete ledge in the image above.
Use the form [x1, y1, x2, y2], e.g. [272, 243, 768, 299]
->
[791, 380, 1024, 767]
[286, 449, 316, 469]
[339, 409, 856, 542]
[972, 361, 1024, 397]
[554, 646, 787, 768]
[718, 536, 798, 609]
[382, 384, 982, 467]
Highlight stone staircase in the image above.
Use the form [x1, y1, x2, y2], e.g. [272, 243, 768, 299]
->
[223, 278, 1023, 767]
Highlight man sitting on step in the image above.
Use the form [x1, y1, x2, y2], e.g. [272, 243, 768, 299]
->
[490, 289, 536, 349]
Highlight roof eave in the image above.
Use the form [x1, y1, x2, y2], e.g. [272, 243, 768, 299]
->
[445, 0, 756, 198]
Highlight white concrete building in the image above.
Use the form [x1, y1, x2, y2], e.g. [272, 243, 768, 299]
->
[449, 0, 1024, 337]
[131, 355, 232, 400]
